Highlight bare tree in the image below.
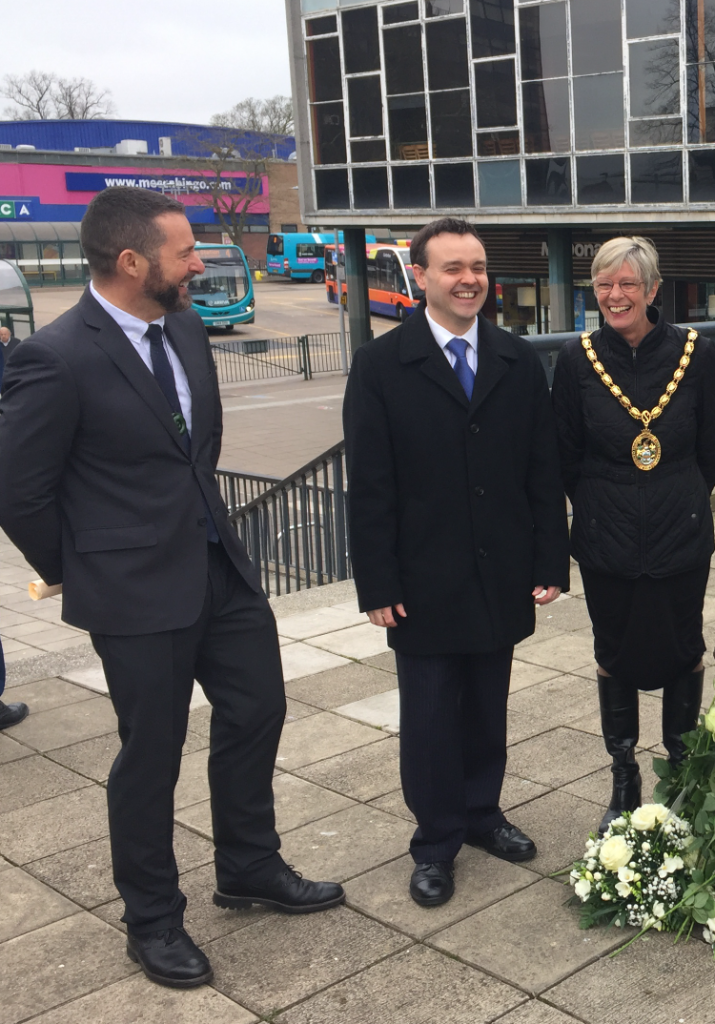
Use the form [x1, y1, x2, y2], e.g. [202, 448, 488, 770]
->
[210, 95, 294, 136]
[1, 70, 114, 120]
[1, 70, 55, 120]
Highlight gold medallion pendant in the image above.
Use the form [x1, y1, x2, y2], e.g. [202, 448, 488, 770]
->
[581, 330, 697, 472]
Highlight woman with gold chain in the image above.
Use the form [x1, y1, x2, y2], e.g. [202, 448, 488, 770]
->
[552, 236, 715, 835]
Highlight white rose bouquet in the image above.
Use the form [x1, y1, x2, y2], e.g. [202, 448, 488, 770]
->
[568, 805, 713, 942]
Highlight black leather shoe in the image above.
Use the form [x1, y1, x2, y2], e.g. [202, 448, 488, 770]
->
[214, 863, 345, 914]
[410, 861, 455, 907]
[0, 701, 29, 730]
[126, 927, 213, 988]
[466, 822, 537, 862]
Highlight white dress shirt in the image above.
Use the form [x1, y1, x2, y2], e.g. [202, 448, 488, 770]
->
[90, 281, 192, 435]
[425, 306, 479, 375]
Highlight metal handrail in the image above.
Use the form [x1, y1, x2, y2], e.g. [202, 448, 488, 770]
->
[210, 331, 351, 384]
[215, 467, 281, 514]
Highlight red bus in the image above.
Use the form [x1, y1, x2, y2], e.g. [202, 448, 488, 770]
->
[325, 243, 424, 321]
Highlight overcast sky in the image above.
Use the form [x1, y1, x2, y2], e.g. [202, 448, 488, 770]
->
[1, 0, 293, 126]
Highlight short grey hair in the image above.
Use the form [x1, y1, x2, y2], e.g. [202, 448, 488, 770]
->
[591, 236, 662, 295]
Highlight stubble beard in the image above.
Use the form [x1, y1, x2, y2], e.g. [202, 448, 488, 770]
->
[144, 258, 192, 313]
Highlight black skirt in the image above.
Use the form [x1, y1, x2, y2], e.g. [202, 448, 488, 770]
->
[580, 563, 710, 690]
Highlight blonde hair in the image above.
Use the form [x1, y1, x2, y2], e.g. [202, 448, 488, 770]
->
[591, 236, 662, 295]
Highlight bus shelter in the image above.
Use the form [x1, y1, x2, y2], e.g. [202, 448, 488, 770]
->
[0, 259, 35, 338]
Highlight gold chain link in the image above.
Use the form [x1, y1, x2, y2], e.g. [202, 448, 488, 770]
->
[580, 330, 697, 428]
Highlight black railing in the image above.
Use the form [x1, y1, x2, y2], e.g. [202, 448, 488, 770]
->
[215, 468, 281, 515]
[227, 441, 349, 597]
[211, 332, 350, 384]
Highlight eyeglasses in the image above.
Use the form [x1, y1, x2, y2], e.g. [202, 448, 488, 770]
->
[593, 279, 643, 295]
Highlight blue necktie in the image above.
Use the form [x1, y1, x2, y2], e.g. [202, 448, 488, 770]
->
[446, 337, 475, 401]
[146, 324, 219, 543]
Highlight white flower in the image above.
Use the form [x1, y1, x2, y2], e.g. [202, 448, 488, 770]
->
[662, 855, 684, 874]
[574, 878, 592, 900]
[703, 927, 713, 944]
[586, 859, 597, 871]
[585, 839, 595, 849]
[652, 902, 666, 919]
[706, 917, 715, 932]
[618, 866, 636, 883]
[615, 881, 632, 898]
[599, 836, 633, 871]
[703, 698, 715, 734]
[593, 872, 602, 881]
[641, 842, 651, 853]
[601, 893, 612, 901]
[569, 869, 580, 884]
[630, 804, 669, 832]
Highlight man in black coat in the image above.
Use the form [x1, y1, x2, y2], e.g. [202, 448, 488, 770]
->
[343, 218, 570, 906]
[0, 188, 343, 988]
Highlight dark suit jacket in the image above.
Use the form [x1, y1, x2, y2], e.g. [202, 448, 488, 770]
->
[0, 288, 259, 635]
[343, 305, 570, 655]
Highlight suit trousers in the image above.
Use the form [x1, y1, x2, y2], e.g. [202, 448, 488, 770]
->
[395, 647, 513, 864]
[91, 542, 286, 934]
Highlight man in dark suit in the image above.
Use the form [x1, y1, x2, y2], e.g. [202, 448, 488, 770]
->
[0, 188, 343, 988]
[343, 218, 570, 907]
[0, 326, 19, 365]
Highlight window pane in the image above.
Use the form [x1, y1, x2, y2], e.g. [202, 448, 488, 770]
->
[686, 0, 715, 63]
[353, 167, 390, 208]
[383, 3, 419, 24]
[577, 155, 626, 204]
[627, 0, 679, 38]
[526, 158, 572, 205]
[307, 38, 342, 102]
[523, 79, 570, 152]
[477, 130, 520, 155]
[426, 0, 463, 14]
[630, 40, 680, 116]
[388, 94, 428, 159]
[570, 0, 622, 74]
[426, 19, 469, 89]
[470, 0, 515, 58]
[478, 160, 521, 205]
[351, 139, 387, 162]
[348, 77, 383, 137]
[573, 74, 624, 150]
[315, 169, 349, 208]
[689, 149, 715, 201]
[384, 25, 424, 94]
[519, 2, 568, 81]
[306, 16, 337, 35]
[687, 62, 715, 142]
[630, 118, 683, 146]
[311, 102, 347, 164]
[392, 165, 432, 207]
[630, 151, 683, 203]
[302, 0, 337, 10]
[430, 90, 473, 157]
[475, 60, 517, 127]
[342, 8, 380, 73]
[435, 163, 475, 205]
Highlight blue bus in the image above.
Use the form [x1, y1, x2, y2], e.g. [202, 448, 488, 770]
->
[266, 232, 375, 283]
[188, 243, 255, 330]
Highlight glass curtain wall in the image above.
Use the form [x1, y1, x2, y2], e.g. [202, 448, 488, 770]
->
[302, 0, 714, 211]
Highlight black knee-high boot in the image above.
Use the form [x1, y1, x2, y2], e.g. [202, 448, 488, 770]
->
[662, 668, 704, 767]
[598, 675, 641, 835]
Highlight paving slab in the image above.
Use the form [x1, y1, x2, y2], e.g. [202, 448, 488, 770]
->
[0, 754, 91, 812]
[0, 913, 136, 1024]
[0, 784, 109, 864]
[207, 905, 409, 1017]
[501, 773, 552, 810]
[535, 596, 593, 633]
[363, 650, 398, 673]
[0, 867, 79, 943]
[276, 606, 366, 640]
[279, 803, 414, 882]
[306, 621, 390, 660]
[279, 642, 352, 681]
[296, 735, 401, 801]
[431, 877, 625, 994]
[547, 930, 715, 1024]
[335, 688, 400, 733]
[0, 677, 95, 713]
[284, 661, 396, 710]
[175, 747, 210, 810]
[517, 634, 596, 673]
[273, 772, 356, 832]
[508, 674, 599, 728]
[344, 847, 538, 940]
[507, 790, 602, 876]
[275, 944, 525, 1024]
[26, 826, 213, 910]
[368, 787, 416, 822]
[507, 728, 609, 789]
[0, 732, 32, 765]
[569, 691, 664, 751]
[26, 974, 258, 1024]
[45, 733, 121, 784]
[496, 1001, 585, 1024]
[7, 696, 117, 752]
[285, 696, 320, 720]
[275, 711, 381, 770]
[509, 660, 562, 693]
[563, 758, 661, 809]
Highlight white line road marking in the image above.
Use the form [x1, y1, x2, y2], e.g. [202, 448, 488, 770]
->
[223, 393, 345, 412]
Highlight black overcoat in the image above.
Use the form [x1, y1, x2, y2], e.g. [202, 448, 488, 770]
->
[343, 305, 570, 655]
[0, 288, 260, 636]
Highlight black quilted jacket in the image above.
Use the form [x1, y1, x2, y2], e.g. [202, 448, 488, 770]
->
[552, 311, 715, 578]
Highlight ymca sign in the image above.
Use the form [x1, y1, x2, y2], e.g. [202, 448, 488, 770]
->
[0, 199, 35, 220]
